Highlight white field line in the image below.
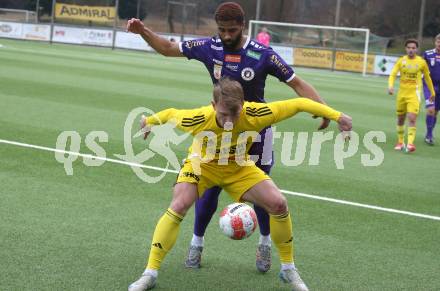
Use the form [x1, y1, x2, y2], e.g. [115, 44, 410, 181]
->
[1, 138, 439, 222]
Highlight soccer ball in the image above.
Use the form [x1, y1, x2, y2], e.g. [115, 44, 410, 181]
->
[219, 203, 257, 240]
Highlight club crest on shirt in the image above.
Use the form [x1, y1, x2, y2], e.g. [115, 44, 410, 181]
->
[241, 67, 255, 81]
[430, 58, 435, 66]
[213, 64, 222, 80]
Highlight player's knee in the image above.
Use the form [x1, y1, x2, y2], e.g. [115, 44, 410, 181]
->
[267, 194, 287, 215]
[170, 199, 191, 216]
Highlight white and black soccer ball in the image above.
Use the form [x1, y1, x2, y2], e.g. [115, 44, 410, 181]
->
[219, 203, 257, 240]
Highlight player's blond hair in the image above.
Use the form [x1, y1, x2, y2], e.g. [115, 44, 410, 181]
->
[436, 34, 440, 40]
[213, 77, 244, 114]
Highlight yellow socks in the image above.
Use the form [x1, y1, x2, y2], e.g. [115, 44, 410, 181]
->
[270, 212, 294, 264]
[397, 125, 405, 144]
[407, 127, 416, 145]
[146, 208, 183, 270]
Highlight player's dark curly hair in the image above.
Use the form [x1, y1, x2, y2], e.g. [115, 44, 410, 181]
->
[405, 38, 419, 48]
[214, 2, 245, 24]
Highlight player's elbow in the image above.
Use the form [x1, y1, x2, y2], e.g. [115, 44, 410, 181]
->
[160, 42, 179, 57]
[161, 48, 173, 57]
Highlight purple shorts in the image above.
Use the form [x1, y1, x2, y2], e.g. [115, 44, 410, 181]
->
[424, 83, 440, 111]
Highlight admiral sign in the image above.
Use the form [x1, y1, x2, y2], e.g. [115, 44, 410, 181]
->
[55, 3, 116, 23]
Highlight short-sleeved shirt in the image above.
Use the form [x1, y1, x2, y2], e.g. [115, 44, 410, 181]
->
[423, 49, 440, 89]
[179, 36, 295, 103]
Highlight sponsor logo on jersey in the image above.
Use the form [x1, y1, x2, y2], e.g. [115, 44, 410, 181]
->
[225, 54, 241, 63]
[270, 54, 290, 75]
[185, 40, 205, 49]
[226, 64, 239, 71]
[180, 171, 200, 182]
[241, 67, 255, 81]
[210, 44, 223, 51]
[246, 50, 261, 60]
[213, 64, 222, 80]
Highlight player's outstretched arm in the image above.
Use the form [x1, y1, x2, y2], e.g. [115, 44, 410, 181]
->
[139, 107, 202, 140]
[286, 76, 330, 130]
[139, 109, 180, 140]
[127, 18, 183, 57]
[267, 98, 348, 129]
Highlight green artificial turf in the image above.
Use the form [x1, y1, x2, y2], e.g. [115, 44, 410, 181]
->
[0, 38, 439, 290]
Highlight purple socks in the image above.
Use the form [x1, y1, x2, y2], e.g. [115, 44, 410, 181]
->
[426, 115, 437, 138]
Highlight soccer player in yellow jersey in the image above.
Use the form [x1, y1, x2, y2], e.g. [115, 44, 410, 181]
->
[388, 39, 436, 152]
[128, 77, 352, 291]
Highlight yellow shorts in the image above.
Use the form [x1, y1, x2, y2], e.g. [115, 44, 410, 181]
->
[176, 160, 271, 202]
[396, 95, 420, 115]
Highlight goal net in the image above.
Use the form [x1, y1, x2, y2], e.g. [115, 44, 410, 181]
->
[0, 8, 37, 23]
[249, 20, 388, 76]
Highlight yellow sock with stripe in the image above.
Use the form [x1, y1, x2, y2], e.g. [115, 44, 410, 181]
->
[146, 208, 183, 270]
[397, 125, 405, 144]
[407, 127, 416, 145]
[269, 212, 294, 264]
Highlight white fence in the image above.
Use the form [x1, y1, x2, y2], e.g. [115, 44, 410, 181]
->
[0, 21, 398, 76]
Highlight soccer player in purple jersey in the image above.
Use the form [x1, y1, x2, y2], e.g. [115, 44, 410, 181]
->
[127, 1, 330, 274]
[423, 34, 440, 145]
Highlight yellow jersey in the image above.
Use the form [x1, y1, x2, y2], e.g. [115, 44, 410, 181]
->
[388, 55, 435, 98]
[145, 98, 341, 162]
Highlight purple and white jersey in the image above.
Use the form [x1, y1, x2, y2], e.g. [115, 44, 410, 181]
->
[179, 36, 295, 167]
[423, 49, 440, 108]
[179, 36, 295, 103]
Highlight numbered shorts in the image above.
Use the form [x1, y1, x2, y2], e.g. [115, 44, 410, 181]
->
[176, 160, 271, 202]
[396, 95, 420, 115]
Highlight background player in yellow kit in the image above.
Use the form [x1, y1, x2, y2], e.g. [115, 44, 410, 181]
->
[388, 39, 436, 152]
[128, 77, 352, 291]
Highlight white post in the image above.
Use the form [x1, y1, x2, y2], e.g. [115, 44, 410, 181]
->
[417, 0, 426, 46]
[50, 0, 56, 44]
[36, 0, 40, 23]
[256, 0, 261, 21]
[248, 20, 253, 39]
[112, 0, 119, 50]
[362, 29, 370, 77]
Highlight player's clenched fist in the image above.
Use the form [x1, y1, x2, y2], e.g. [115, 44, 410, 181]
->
[337, 113, 352, 132]
[127, 18, 145, 34]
